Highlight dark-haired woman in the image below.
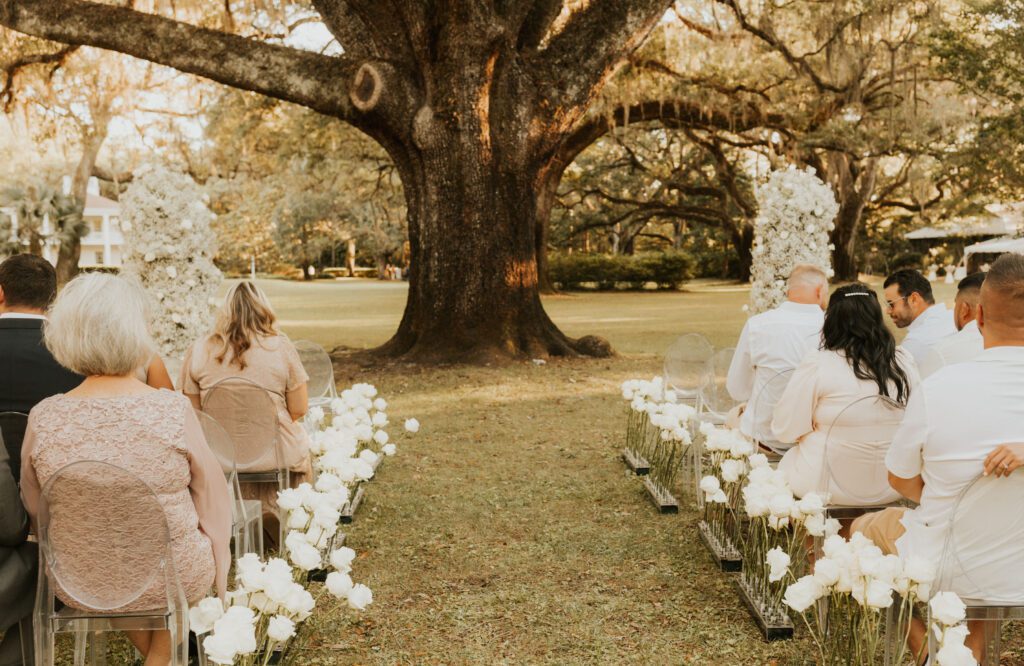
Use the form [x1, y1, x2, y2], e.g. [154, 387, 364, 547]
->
[771, 283, 920, 505]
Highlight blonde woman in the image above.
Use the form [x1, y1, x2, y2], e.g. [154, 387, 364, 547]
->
[181, 281, 311, 534]
[19, 274, 231, 666]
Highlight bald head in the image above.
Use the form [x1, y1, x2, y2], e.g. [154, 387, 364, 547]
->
[787, 264, 829, 309]
[978, 254, 1024, 347]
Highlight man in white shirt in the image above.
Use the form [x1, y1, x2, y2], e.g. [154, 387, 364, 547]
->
[883, 268, 956, 367]
[918, 272, 985, 377]
[727, 264, 826, 451]
[853, 254, 1024, 660]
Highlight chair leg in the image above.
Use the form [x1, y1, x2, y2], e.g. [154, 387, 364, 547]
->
[17, 616, 34, 666]
[73, 632, 86, 666]
[86, 630, 106, 666]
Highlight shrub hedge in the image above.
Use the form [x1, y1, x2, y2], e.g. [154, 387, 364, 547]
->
[547, 252, 692, 290]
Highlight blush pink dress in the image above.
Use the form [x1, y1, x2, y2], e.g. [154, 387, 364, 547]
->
[181, 334, 311, 532]
[19, 390, 231, 611]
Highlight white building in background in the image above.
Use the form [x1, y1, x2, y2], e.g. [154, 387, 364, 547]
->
[3, 175, 124, 268]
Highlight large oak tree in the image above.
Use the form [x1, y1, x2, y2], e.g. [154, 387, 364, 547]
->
[0, 0, 675, 362]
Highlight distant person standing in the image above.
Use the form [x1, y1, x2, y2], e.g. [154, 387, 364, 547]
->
[918, 272, 985, 377]
[0, 254, 82, 480]
[727, 264, 827, 452]
[883, 268, 956, 367]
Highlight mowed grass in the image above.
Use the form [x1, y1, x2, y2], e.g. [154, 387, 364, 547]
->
[242, 276, 969, 665]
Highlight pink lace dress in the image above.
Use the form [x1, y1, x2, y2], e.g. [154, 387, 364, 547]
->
[19, 390, 231, 612]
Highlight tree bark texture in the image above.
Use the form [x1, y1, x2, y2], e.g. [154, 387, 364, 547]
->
[0, 0, 672, 361]
[57, 118, 109, 285]
[823, 155, 878, 282]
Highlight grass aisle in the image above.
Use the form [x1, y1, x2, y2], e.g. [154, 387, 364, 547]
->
[301, 357, 810, 665]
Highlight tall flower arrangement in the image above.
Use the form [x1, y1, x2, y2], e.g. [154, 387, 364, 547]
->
[120, 164, 222, 358]
[190, 382, 419, 665]
[749, 166, 838, 314]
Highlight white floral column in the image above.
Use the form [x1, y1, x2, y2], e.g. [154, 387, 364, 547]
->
[120, 164, 222, 358]
[748, 166, 839, 314]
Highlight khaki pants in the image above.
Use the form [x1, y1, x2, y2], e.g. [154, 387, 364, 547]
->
[850, 507, 907, 556]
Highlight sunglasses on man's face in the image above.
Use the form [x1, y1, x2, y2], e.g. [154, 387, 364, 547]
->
[885, 295, 908, 311]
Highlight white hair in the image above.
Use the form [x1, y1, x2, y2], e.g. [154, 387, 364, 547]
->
[45, 273, 155, 377]
[788, 264, 828, 290]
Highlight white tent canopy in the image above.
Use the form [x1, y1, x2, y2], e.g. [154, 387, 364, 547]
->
[964, 236, 1024, 256]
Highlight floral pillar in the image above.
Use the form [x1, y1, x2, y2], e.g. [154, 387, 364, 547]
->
[749, 166, 839, 314]
[119, 164, 222, 359]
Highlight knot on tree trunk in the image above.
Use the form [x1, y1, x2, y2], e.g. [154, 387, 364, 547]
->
[412, 105, 436, 149]
[350, 63, 383, 112]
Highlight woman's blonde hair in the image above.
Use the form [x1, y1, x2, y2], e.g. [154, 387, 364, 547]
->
[45, 273, 155, 377]
[212, 281, 278, 369]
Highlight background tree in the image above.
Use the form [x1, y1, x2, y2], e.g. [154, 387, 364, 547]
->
[0, 179, 85, 256]
[0, 0, 679, 362]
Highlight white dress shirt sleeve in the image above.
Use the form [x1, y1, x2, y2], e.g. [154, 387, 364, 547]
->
[885, 388, 928, 479]
[771, 349, 819, 444]
[917, 347, 943, 379]
[726, 321, 754, 402]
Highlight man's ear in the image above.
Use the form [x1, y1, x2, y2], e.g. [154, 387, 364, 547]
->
[977, 302, 985, 334]
[0, 284, 6, 310]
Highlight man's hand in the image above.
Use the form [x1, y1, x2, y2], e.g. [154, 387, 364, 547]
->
[983, 444, 1024, 478]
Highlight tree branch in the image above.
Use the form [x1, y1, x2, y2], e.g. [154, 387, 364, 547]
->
[0, 0, 361, 120]
[0, 43, 78, 111]
[537, 0, 671, 127]
[517, 0, 563, 50]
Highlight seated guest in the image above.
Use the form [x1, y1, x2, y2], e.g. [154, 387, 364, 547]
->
[853, 253, 1024, 661]
[0, 442, 34, 666]
[0, 254, 83, 481]
[19, 274, 231, 666]
[883, 268, 956, 367]
[727, 264, 827, 452]
[181, 281, 310, 536]
[918, 272, 985, 377]
[773, 283, 918, 505]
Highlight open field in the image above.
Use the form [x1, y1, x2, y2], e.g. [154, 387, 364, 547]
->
[253, 276, 958, 354]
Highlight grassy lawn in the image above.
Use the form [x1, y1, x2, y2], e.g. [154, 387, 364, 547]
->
[244, 277, 964, 665]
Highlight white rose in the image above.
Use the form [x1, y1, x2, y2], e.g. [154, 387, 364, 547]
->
[373, 430, 389, 446]
[283, 585, 315, 620]
[930, 591, 967, 626]
[404, 418, 420, 433]
[935, 639, 975, 666]
[330, 546, 356, 572]
[315, 472, 343, 493]
[202, 632, 238, 665]
[824, 518, 842, 538]
[143, 252, 156, 263]
[371, 412, 388, 427]
[267, 615, 295, 643]
[325, 571, 354, 598]
[277, 488, 303, 511]
[709, 489, 728, 504]
[699, 476, 720, 495]
[307, 406, 325, 425]
[346, 583, 373, 610]
[904, 556, 937, 585]
[784, 575, 824, 613]
[768, 492, 794, 518]
[359, 449, 378, 465]
[166, 265, 178, 279]
[373, 398, 387, 411]
[188, 597, 224, 635]
[796, 493, 825, 516]
[812, 558, 840, 587]
[766, 547, 791, 582]
[804, 512, 825, 537]
[748, 453, 769, 469]
[288, 542, 321, 571]
[382, 443, 397, 456]
[286, 507, 310, 530]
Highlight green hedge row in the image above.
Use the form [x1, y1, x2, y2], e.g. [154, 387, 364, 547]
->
[547, 252, 692, 290]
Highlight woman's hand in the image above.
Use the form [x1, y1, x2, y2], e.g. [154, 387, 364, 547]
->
[984, 444, 1024, 477]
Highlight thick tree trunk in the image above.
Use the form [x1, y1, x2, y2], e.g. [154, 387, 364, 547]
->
[345, 238, 356, 277]
[56, 119, 108, 286]
[731, 224, 754, 282]
[826, 156, 878, 282]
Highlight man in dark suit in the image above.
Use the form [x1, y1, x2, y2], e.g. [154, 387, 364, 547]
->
[0, 254, 82, 480]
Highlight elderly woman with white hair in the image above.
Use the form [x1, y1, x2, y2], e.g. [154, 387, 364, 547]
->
[19, 273, 231, 666]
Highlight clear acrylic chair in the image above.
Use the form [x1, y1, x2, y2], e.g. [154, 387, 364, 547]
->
[294, 340, 336, 410]
[699, 347, 739, 425]
[201, 377, 287, 546]
[662, 333, 714, 410]
[163, 357, 184, 391]
[34, 460, 189, 666]
[926, 472, 1024, 665]
[0, 411, 28, 484]
[747, 368, 794, 463]
[194, 410, 263, 559]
